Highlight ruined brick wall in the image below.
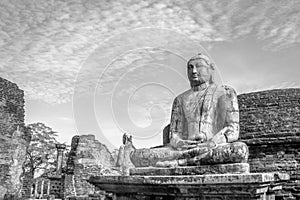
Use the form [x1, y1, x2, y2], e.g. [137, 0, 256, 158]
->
[0, 77, 31, 199]
[238, 88, 300, 200]
[64, 135, 117, 198]
[0, 77, 26, 138]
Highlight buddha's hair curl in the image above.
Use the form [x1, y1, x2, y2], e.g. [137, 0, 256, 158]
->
[187, 53, 215, 70]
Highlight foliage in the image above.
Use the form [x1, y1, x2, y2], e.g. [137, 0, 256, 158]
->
[24, 122, 60, 177]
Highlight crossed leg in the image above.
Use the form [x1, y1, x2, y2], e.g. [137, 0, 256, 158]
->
[131, 142, 248, 168]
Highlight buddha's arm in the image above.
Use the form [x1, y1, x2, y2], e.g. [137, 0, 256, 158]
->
[169, 97, 197, 149]
[169, 97, 183, 148]
[211, 86, 239, 144]
[224, 86, 239, 142]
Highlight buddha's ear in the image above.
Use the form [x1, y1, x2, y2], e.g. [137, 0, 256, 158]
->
[210, 63, 215, 70]
[209, 64, 215, 83]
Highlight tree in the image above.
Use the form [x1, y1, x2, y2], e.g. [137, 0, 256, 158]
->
[24, 122, 60, 177]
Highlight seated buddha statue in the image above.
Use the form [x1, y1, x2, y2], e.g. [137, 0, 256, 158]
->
[130, 53, 249, 168]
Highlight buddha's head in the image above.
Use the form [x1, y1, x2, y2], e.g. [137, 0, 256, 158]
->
[187, 53, 215, 88]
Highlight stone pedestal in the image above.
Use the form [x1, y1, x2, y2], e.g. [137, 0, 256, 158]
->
[89, 172, 289, 200]
[130, 163, 250, 176]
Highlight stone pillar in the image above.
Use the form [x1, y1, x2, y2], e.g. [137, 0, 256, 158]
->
[55, 144, 66, 175]
[34, 180, 38, 198]
[30, 185, 33, 197]
[40, 180, 44, 197]
[47, 181, 50, 195]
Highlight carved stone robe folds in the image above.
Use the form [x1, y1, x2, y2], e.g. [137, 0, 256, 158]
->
[170, 83, 239, 146]
[130, 84, 248, 167]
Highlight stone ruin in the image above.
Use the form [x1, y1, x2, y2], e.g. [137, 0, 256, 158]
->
[0, 78, 298, 199]
[88, 88, 299, 200]
[15, 88, 300, 200]
[0, 77, 117, 199]
[25, 144, 68, 199]
[0, 77, 31, 199]
[21, 134, 118, 199]
[64, 134, 117, 198]
[88, 55, 296, 200]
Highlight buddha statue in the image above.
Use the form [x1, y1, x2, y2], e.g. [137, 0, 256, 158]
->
[130, 53, 249, 168]
[116, 133, 135, 174]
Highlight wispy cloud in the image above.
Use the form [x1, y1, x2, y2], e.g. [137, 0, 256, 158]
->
[0, 0, 299, 103]
[57, 116, 73, 121]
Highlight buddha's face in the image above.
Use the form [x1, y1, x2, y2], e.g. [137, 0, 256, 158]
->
[187, 58, 213, 87]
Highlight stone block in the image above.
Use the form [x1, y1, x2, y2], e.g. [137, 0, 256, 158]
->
[89, 172, 290, 200]
[130, 163, 249, 176]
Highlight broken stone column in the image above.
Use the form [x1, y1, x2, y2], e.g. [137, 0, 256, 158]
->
[55, 143, 66, 175]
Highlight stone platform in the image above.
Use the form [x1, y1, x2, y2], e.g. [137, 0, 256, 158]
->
[130, 163, 249, 176]
[89, 172, 290, 200]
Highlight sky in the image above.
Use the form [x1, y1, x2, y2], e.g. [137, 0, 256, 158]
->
[0, 0, 299, 151]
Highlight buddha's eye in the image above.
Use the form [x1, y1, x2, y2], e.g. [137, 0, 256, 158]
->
[196, 64, 208, 69]
[188, 64, 193, 69]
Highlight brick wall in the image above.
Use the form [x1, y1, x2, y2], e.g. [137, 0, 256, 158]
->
[238, 88, 300, 200]
[0, 77, 31, 199]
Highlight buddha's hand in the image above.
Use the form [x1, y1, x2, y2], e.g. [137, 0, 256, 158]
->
[176, 139, 199, 150]
[195, 133, 207, 143]
[211, 131, 227, 145]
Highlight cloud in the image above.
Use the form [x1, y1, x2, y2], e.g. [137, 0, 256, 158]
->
[57, 116, 73, 121]
[0, 0, 299, 103]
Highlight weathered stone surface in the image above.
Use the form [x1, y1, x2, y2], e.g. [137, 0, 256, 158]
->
[238, 88, 300, 199]
[131, 142, 248, 167]
[64, 135, 119, 198]
[66, 135, 115, 171]
[130, 163, 250, 175]
[162, 124, 170, 145]
[239, 88, 300, 144]
[90, 172, 289, 185]
[0, 77, 30, 199]
[0, 77, 26, 138]
[89, 173, 289, 200]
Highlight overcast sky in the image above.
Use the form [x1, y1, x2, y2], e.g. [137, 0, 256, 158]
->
[1, 0, 299, 150]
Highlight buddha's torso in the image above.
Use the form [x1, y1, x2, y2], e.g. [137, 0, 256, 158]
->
[180, 88, 208, 141]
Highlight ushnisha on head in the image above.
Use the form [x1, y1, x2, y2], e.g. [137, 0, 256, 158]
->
[187, 53, 215, 88]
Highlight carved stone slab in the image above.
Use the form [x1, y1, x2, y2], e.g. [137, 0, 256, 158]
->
[130, 163, 250, 176]
[89, 173, 289, 200]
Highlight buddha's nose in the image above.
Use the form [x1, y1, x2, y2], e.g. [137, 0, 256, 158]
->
[192, 67, 197, 74]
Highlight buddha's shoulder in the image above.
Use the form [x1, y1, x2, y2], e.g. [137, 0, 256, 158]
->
[215, 85, 237, 99]
[175, 89, 194, 100]
[174, 85, 237, 101]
